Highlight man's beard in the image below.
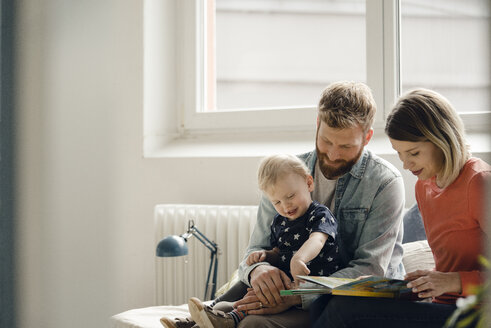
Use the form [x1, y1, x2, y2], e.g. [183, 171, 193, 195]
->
[316, 144, 363, 180]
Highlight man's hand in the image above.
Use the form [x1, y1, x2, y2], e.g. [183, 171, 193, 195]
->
[234, 288, 301, 315]
[249, 264, 292, 306]
[405, 270, 462, 299]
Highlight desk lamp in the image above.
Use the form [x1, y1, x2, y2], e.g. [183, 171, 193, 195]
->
[156, 220, 218, 300]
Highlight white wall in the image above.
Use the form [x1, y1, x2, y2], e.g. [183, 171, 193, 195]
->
[14, 1, 489, 328]
[15, 1, 257, 327]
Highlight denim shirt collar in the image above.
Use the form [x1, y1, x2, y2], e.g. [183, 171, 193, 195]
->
[304, 149, 369, 180]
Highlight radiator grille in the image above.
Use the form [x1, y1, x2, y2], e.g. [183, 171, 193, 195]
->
[155, 204, 258, 305]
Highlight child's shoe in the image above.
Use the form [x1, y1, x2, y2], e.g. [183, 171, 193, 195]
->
[160, 316, 197, 328]
[188, 297, 236, 328]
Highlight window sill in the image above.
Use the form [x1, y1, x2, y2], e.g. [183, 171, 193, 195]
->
[144, 129, 491, 159]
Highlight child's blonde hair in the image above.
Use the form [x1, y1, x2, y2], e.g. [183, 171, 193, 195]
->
[258, 154, 311, 192]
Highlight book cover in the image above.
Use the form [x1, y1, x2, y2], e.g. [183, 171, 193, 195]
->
[281, 276, 419, 300]
[332, 276, 419, 300]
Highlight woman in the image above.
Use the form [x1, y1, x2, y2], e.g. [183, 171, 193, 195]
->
[311, 88, 490, 328]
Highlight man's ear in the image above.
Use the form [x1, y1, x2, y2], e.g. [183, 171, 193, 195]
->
[307, 175, 314, 192]
[364, 128, 374, 146]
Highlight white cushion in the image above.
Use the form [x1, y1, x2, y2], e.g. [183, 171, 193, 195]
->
[402, 240, 435, 273]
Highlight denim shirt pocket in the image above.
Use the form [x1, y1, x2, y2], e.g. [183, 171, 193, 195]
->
[339, 208, 368, 254]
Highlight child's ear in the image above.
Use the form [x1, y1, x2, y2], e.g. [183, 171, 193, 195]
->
[307, 175, 314, 192]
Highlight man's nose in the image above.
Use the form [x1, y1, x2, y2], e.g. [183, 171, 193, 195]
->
[328, 148, 340, 161]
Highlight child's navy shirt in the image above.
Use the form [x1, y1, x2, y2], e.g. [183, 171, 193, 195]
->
[270, 201, 340, 278]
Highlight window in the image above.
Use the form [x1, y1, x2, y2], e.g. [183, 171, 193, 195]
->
[143, 0, 489, 156]
[401, 0, 490, 114]
[211, 0, 366, 111]
[175, 0, 398, 134]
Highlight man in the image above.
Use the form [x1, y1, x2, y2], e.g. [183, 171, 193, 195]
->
[163, 81, 405, 328]
[231, 81, 405, 327]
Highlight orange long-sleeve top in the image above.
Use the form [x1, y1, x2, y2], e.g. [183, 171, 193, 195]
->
[415, 157, 490, 304]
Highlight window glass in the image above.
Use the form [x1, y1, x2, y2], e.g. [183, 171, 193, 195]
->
[401, 0, 490, 113]
[209, 0, 366, 111]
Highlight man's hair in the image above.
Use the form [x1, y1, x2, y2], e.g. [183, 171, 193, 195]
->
[317, 81, 376, 133]
[258, 154, 310, 192]
[385, 88, 470, 188]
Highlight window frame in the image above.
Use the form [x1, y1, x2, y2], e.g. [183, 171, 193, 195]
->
[177, 0, 399, 133]
[143, 0, 489, 157]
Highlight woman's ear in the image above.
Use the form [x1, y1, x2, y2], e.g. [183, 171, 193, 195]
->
[307, 175, 314, 192]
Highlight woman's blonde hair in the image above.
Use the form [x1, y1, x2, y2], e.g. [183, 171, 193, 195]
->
[318, 81, 376, 133]
[258, 154, 310, 192]
[385, 88, 470, 188]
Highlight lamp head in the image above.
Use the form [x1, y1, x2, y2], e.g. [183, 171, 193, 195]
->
[156, 235, 189, 257]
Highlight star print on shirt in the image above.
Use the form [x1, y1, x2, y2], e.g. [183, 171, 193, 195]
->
[269, 201, 340, 280]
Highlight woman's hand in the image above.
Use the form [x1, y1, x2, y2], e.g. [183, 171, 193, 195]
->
[405, 270, 462, 298]
[233, 288, 301, 315]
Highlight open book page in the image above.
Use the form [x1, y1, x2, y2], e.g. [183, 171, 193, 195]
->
[281, 276, 418, 300]
[280, 276, 355, 296]
[297, 275, 356, 289]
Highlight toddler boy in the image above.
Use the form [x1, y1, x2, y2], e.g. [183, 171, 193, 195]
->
[188, 154, 340, 328]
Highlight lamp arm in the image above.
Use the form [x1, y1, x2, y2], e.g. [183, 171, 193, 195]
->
[190, 226, 218, 254]
[187, 222, 219, 300]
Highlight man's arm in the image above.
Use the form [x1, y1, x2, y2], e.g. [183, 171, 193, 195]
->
[238, 195, 278, 284]
[238, 195, 292, 306]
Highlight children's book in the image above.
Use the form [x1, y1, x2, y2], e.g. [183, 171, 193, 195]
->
[281, 275, 419, 300]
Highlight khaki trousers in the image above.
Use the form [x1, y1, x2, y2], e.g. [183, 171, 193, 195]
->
[214, 302, 310, 328]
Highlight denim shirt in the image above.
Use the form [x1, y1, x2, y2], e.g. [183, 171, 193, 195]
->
[238, 149, 405, 309]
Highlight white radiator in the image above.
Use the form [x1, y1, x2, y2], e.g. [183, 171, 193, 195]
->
[155, 204, 258, 305]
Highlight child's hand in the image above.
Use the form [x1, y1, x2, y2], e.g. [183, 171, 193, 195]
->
[246, 250, 267, 265]
[290, 258, 310, 285]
